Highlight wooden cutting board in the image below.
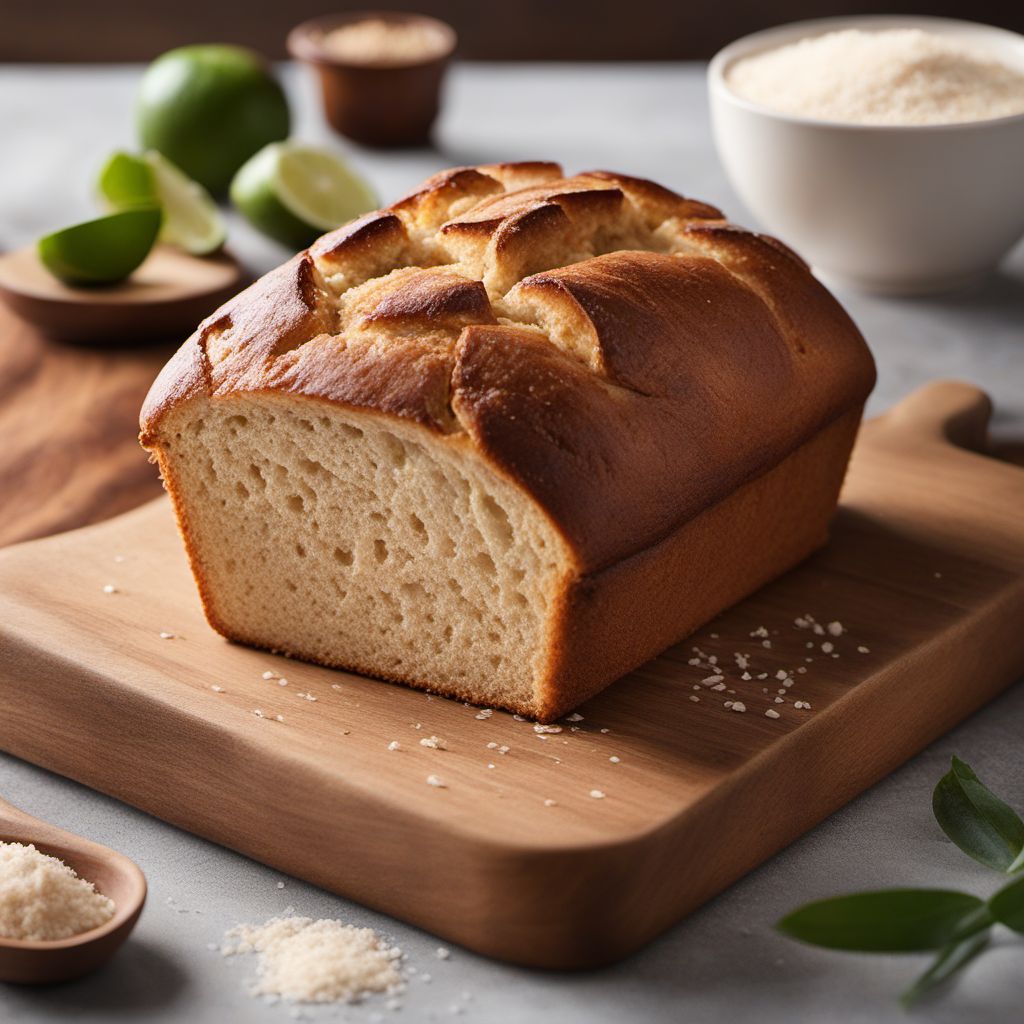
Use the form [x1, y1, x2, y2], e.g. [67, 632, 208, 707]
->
[1, 380, 1022, 969]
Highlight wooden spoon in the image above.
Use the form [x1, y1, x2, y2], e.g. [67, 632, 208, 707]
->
[0, 243, 246, 345]
[0, 796, 146, 984]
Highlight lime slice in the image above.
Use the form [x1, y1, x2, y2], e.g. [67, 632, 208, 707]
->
[98, 150, 226, 256]
[230, 142, 377, 249]
[37, 208, 162, 286]
[143, 151, 226, 255]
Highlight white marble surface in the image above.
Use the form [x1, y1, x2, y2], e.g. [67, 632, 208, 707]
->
[0, 61, 1022, 1024]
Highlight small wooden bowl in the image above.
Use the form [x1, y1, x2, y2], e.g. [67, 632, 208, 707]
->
[0, 244, 246, 345]
[288, 11, 456, 148]
[0, 799, 146, 985]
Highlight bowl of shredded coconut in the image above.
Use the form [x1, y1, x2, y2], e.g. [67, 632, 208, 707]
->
[708, 16, 1024, 294]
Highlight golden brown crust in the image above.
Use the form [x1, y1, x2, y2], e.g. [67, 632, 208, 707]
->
[141, 162, 875, 716]
[142, 162, 875, 569]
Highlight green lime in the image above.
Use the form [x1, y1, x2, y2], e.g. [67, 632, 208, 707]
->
[97, 151, 158, 208]
[230, 142, 377, 249]
[37, 208, 162, 286]
[137, 44, 290, 196]
[98, 151, 226, 256]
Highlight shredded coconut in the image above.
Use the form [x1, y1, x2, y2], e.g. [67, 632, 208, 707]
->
[0, 842, 115, 940]
[222, 915, 402, 1004]
[728, 28, 1024, 125]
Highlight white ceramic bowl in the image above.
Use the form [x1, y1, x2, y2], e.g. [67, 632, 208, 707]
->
[708, 16, 1024, 295]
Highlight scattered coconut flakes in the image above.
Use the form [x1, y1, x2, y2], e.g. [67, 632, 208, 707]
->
[102, 584, 118, 594]
[794, 616, 810, 629]
[589, 789, 606, 799]
[279, 679, 289, 687]
[797, 666, 807, 674]
[512, 715, 526, 722]
[420, 736, 447, 750]
[934, 571, 943, 579]
[262, 671, 277, 680]
[711, 682, 727, 691]
[765, 708, 781, 719]
[221, 914, 403, 1004]
[426, 775, 445, 788]
[741, 671, 752, 681]
[387, 741, 401, 752]
[858, 645, 870, 654]
[774, 696, 784, 704]
[534, 724, 562, 734]
[794, 701, 812, 710]
[599, 728, 610, 734]
[734, 653, 750, 670]
[565, 712, 584, 722]
[827, 621, 844, 636]
[710, 632, 719, 639]
[689, 695, 700, 702]
[296, 692, 317, 702]
[275, 715, 284, 723]
[730, 702, 747, 713]
[775, 670, 789, 681]
[609, 756, 621, 764]
[253, 709, 265, 718]
[474, 710, 492, 720]
[211, 685, 225, 693]
[159, 631, 176, 639]
[750, 626, 769, 638]
[543, 799, 557, 807]
[761, 640, 772, 648]
[702, 674, 725, 685]
[821, 642, 834, 654]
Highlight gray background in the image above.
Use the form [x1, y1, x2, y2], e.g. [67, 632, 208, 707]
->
[1, 62, 1022, 1022]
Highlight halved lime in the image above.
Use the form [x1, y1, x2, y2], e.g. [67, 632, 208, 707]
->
[98, 150, 226, 256]
[230, 142, 377, 250]
[37, 208, 162, 286]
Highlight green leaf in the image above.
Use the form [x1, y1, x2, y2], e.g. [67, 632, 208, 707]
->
[900, 929, 990, 1008]
[776, 889, 985, 952]
[989, 873, 1024, 933]
[932, 756, 1024, 872]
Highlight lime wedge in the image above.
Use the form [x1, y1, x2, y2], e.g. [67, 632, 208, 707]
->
[98, 150, 226, 256]
[98, 151, 158, 209]
[143, 151, 226, 255]
[230, 142, 377, 249]
[37, 208, 162, 286]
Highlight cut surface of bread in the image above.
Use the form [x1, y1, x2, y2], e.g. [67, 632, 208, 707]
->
[141, 162, 876, 720]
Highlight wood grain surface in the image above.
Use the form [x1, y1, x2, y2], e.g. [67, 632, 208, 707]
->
[0, 304, 169, 547]
[0, 245, 245, 345]
[1, 380, 1022, 968]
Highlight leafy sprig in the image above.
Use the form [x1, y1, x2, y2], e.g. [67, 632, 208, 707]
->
[777, 756, 1024, 1006]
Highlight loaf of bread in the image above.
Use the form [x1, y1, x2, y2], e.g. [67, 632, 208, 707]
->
[140, 162, 875, 721]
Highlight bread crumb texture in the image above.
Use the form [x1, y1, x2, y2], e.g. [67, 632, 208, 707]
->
[222, 914, 403, 1004]
[0, 841, 115, 941]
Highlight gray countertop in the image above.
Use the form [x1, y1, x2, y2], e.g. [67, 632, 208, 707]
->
[1, 61, 1022, 1024]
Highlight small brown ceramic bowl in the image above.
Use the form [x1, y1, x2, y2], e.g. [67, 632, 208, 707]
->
[288, 11, 456, 148]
